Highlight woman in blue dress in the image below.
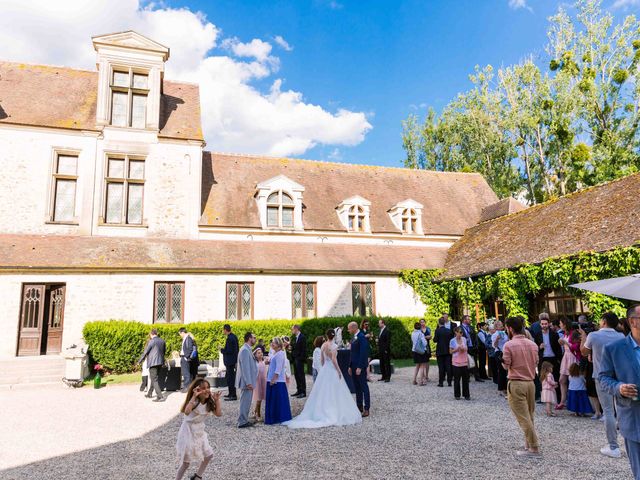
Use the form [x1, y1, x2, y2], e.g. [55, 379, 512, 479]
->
[265, 337, 292, 425]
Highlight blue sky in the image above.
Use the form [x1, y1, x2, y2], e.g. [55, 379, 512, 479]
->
[170, 0, 637, 166]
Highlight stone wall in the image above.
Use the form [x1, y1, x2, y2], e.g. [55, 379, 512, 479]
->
[0, 273, 425, 358]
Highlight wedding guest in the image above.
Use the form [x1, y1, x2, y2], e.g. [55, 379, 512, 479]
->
[461, 315, 484, 382]
[291, 325, 307, 398]
[540, 361, 557, 417]
[265, 337, 292, 425]
[179, 328, 197, 393]
[312, 336, 324, 382]
[348, 321, 371, 417]
[582, 312, 625, 458]
[256, 339, 267, 355]
[420, 318, 433, 382]
[585, 360, 602, 420]
[434, 317, 453, 387]
[175, 379, 222, 480]
[487, 324, 497, 382]
[476, 322, 490, 380]
[138, 329, 166, 402]
[411, 322, 429, 386]
[533, 317, 562, 402]
[281, 336, 293, 387]
[361, 319, 375, 381]
[220, 324, 239, 401]
[557, 318, 576, 410]
[140, 333, 151, 393]
[599, 305, 640, 480]
[502, 316, 540, 457]
[528, 312, 545, 339]
[566, 362, 594, 417]
[450, 327, 470, 400]
[378, 318, 392, 382]
[236, 331, 258, 428]
[443, 313, 457, 330]
[492, 321, 509, 396]
[188, 333, 199, 382]
[253, 348, 267, 421]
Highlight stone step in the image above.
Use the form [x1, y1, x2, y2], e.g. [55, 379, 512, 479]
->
[0, 356, 65, 385]
[0, 373, 63, 385]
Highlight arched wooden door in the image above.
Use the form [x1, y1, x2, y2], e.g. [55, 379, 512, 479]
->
[17, 285, 45, 356]
[45, 285, 66, 354]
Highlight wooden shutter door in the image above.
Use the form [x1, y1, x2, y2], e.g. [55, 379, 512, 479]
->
[45, 285, 66, 354]
[17, 284, 45, 356]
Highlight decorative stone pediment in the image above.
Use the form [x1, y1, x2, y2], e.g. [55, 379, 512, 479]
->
[92, 31, 170, 60]
[336, 196, 371, 233]
[255, 175, 305, 230]
[388, 199, 424, 235]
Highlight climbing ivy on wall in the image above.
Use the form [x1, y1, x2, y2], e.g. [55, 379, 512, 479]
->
[400, 245, 640, 323]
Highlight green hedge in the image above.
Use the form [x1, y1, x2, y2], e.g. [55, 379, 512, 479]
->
[83, 316, 423, 374]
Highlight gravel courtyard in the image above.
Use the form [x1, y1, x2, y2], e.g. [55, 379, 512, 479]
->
[0, 367, 633, 480]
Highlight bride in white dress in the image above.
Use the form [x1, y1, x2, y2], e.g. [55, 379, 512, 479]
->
[284, 329, 362, 429]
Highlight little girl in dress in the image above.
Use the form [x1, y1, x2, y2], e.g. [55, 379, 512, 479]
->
[253, 348, 267, 421]
[540, 361, 558, 417]
[566, 362, 594, 417]
[175, 379, 222, 480]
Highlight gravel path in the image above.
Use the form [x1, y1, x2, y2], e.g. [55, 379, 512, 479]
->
[0, 367, 633, 480]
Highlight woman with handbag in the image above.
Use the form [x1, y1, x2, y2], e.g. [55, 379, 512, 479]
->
[450, 327, 470, 400]
[411, 322, 429, 386]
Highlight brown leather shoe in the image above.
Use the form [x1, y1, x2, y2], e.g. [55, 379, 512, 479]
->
[361, 410, 369, 418]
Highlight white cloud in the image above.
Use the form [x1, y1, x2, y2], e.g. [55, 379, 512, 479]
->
[612, 0, 640, 9]
[274, 35, 293, 52]
[0, 0, 371, 157]
[508, 0, 533, 12]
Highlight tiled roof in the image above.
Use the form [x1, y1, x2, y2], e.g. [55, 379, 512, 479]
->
[200, 152, 499, 235]
[443, 173, 640, 279]
[479, 197, 526, 223]
[0, 234, 448, 274]
[0, 61, 203, 141]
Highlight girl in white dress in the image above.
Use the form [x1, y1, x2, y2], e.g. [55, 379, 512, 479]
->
[284, 329, 362, 429]
[175, 379, 222, 480]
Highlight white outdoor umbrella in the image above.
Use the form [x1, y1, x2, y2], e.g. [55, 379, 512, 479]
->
[570, 274, 640, 301]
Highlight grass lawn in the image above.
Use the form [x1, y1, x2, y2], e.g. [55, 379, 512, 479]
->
[83, 372, 141, 386]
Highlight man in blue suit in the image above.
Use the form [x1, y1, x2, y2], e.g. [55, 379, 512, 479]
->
[348, 321, 371, 417]
[599, 305, 640, 480]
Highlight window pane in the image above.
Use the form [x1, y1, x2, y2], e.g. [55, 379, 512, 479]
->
[57, 155, 77, 175]
[267, 192, 279, 203]
[305, 284, 315, 317]
[357, 216, 364, 231]
[282, 207, 293, 227]
[53, 179, 76, 221]
[352, 284, 361, 316]
[292, 283, 302, 319]
[127, 183, 143, 225]
[364, 283, 374, 316]
[129, 160, 145, 180]
[155, 284, 167, 323]
[281, 193, 294, 205]
[108, 158, 125, 178]
[267, 206, 278, 227]
[133, 73, 148, 89]
[171, 283, 183, 323]
[111, 91, 128, 126]
[106, 182, 123, 223]
[348, 216, 354, 230]
[241, 284, 252, 319]
[131, 94, 147, 129]
[227, 284, 238, 320]
[112, 71, 129, 87]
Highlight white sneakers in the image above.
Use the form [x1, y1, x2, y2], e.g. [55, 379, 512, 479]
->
[600, 446, 622, 458]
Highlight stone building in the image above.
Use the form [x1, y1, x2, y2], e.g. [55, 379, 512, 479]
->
[0, 31, 499, 361]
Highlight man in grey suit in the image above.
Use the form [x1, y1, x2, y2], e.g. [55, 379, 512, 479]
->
[138, 329, 167, 402]
[599, 305, 640, 480]
[236, 331, 258, 428]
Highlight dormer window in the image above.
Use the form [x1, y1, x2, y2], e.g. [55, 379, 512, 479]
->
[336, 196, 371, 233]
[267, 191, 295, 228]
[255, 175, 305, 230]
[389, 199, 424, 235]
[110, 68, 149, 128]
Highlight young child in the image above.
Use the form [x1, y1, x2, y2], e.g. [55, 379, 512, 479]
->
[253, 348, 267, 421]
[312, 336, 324, 382]
[281, 336, 292, 386]
[540, 361, 558, 416]
[566, 362, 594, 417]
[175, 379, 222, 480]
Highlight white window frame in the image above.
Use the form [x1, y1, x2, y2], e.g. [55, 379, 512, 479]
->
[100, 154, 146, 226]
[47, 150, 80, 225]
[255, 175, 305, 230]
[336, 196, 371, 233]
[388, 199, 424, 235]
[109, 67, 150, 129]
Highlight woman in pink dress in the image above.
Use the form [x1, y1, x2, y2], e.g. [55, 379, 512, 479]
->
[253, 348, 267, 421]
[557, 320, 580, 410]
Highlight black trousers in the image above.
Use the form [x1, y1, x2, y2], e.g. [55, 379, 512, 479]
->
[437, 354, 453, 385]
[380, 350, 392, 380]
[477, 347, 489, 379]
[293, 358, 306, 394]
[488, 356, 498, 382]
[189, 358, 199, 381]
[225, 363, 237, 397]
[148, 365, 163, 398]
[453, 365, 470, 399]
[180, 357, 192, 389]
[497, 360, 508, 391]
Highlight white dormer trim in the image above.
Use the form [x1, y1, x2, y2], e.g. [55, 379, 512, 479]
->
[93, 31, 169, 130]
[255, 175, 305, 230]
[388, 199, 424, 235]
[336, 195, 371, 233]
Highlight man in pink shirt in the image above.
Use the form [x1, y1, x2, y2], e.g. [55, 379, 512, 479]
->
[502, 316, 540, 458]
